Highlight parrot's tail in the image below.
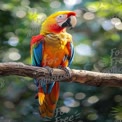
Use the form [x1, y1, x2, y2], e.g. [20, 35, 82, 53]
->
[38, 82, 60, 118]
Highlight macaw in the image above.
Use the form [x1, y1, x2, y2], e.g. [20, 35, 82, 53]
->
[30, 11, 77, 118]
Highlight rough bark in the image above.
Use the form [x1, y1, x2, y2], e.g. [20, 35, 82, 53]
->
[0, 62, 122, 87]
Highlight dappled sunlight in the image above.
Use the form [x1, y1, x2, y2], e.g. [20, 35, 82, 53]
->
[111, 17, 121, 26]
[50, 1, 61, 8]
[87, 112, 98, 121]
[63, 92, 74, 98]
[75, 44, 94, 56]
[83, 12, 95, 20]
[74, 9, 82, 17]
[8, 36, 19, 46]
[64, 97, 80, 107]
[87, 96, 99, 104]
[64, 0, 82, 7]
[2, 48, 21, 61]
[75, 92, 86, 100]
[115, 23, 122, 30]
[16, 10, 26, 18]
[21, 0, 30, 6]
[9, 52, 21, 61]
[60, 106, 70, 113]
[102, 20, 114, 31]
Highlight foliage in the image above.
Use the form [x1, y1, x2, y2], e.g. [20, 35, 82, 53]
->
[112, 106, 122, 120]
[0, 0, 122, 122]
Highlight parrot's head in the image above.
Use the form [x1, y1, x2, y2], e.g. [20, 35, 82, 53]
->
[40, 11, 77, 34]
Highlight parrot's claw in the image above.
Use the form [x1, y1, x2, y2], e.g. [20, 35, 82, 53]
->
[36, 66, 53, 87]
[44, 66, 53, 76]
[58, 66, 71, 78]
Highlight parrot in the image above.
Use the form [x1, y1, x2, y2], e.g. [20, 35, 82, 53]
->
[30, 11, 77, 118]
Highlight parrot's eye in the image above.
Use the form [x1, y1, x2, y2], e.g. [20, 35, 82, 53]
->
[56, 14, 67, 23]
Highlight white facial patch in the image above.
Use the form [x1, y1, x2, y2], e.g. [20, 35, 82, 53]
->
[56, 14, 68, 23]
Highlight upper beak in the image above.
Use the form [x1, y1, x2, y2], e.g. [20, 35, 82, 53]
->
[61, 15, 77, 28]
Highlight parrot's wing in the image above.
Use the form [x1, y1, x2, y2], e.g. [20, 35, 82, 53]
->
[31, 35, 59, 118]
[31, 34, 44, 67]
[67, 42, 74, 66]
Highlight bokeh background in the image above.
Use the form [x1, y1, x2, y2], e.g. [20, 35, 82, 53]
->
[0, 0, 122, 122]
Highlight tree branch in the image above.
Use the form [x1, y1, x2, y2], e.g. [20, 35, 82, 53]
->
[0, 62, 122, 87]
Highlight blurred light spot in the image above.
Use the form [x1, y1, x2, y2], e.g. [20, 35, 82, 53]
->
[60, 106, 70, 113]
[21, 0, 30, 6]
[111, 18, 121, 25]
[75, 44, 94, 56]
[83, 12, 95, 20]
[8, 36, 19, 46]
[87, 96, 99, 104]
[111, 33, 120, 41]
[37, 13, 47, 22]
[115, 114, 122, 120]
[4, 101, 15, 109]
[115, 23, 122, 30]
[64, 0, 82, 7]
[1, 3, 11, 11]
[75, 92, 86, 100]
[50, 1, 61, 8]
[114, 95, 122, 102]
[63, 92, 74, 98]
[87, 113, 98, 120]
[87, 4, 99, 12]
[102, 20, 114, 31]
[9, 50, 21, 61]
[16, 10, 26, 18]
[74, 9, 82, 17]
[64, 97, 80, 107]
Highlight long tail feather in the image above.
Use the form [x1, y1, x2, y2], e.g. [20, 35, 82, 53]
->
[38, 82, 60, 118]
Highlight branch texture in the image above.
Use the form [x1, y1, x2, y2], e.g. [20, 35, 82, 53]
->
[0, 62, 122, 87]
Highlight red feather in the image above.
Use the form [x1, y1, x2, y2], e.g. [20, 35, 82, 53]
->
[30, 34, 44, 47]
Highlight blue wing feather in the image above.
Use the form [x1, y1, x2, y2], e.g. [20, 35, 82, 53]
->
[31, 42, 43, 86]
[68, 42, 74, 66]
[32, 42, 43, 67]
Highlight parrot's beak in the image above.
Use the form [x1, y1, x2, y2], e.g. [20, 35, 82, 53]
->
[60, 15, 77, 29]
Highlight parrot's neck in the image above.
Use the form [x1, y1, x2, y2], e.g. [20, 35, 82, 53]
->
[44, 32, 72, 49]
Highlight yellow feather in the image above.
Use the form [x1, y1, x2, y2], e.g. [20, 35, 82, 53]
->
[38, 93, 45, 105]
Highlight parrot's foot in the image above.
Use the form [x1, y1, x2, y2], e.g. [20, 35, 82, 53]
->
[36, 66, 53, 87]
[44, 66, 53, 76]
[58, 66, 71, 78]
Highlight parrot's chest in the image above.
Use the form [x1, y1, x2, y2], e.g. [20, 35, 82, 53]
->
[42, 44, 69, 67]
[41, 32, 72, 67]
